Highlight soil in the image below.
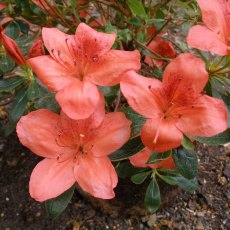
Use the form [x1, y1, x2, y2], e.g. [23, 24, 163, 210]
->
[0, 132, 229, 230]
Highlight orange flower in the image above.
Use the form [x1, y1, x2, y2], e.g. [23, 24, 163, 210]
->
[145, 36, 176, 68]
[28, 23, 140, 120]
[130, 148, 175, 169]
[16, 94, 131, 201]
[187, 0, 230, 56]
[0, 26, 27, 67]
[28, 36, 45, 59]
[121, 53, 228, 152]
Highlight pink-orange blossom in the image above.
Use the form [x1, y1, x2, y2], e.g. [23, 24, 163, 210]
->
[16, 95, 131, 201]
[121, 53, 228, 152]
[28, 23, 140, 120]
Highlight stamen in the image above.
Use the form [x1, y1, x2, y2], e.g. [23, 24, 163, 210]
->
[152, 117, 163, 144]
[65, 38, 77, 65]
[92, 55, 99, 62]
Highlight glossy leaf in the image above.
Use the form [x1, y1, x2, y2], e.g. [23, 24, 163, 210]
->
[181, 136, 194, 150]
[16, 19, 30, 34]
[144, 178, 161, 212]
[27, 81, 46, 100]
[0, 55, 15, 73]
[35, 92, 60, 113]
[116, 161, 146, 179]
[0, 77, 24, 92]
[5, 21, 21, 39]
[9, 87, 29, 122]
[131, 171, 151, 184]
[109, 136, 145, 161]
[146, 150, 171, 164]
[192, 128, 230, 145]
[45, 184, 75, 219]
[175, 176, 198, 191]
[121, 107, 146, 138]
[172, 147, 198, 179]
[126, 0, 147, 19]
[157, 174, 178, 186]
[99, 85, 119, 104]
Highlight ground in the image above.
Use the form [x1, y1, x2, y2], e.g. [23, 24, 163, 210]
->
[0, 133, 229, 230]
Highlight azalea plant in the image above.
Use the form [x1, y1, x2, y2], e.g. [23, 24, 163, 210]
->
[0, 0, 229, 217]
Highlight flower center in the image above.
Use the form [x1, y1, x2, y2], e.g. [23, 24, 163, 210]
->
[55, 128, 93, 163]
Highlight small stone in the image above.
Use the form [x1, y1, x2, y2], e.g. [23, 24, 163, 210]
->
[196, 220, 205, 230]
[27, 216, 33, 222]
[218, 176, 227, 186]
[141, 216, 149, 223]
[196, 211, 205, 217]
[85, 209, 96, 220]
[5, 197, 9, 201]
[147, 214, 157, 227]
[223, 164, 230, 179]
[225, 193, 230, 200]
[0, 212, 4, 218]
[139, 223, 144, 229]
[35, 212, 41, 217]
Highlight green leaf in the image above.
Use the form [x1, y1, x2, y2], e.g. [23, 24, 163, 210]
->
[0, 77, 24, 92]
[71, 0, 77, 8]
[35, 92, 60, 113]
[116, 161, 146, 179]
[137, 32, 147, 43]
[126, 0, 147, 19]
[131, 171, 151, 184]
[191, 128, 230, 145]
[99, 85, 119, 104]
[3, 121, 17, 137]
[144, 179, 161, 212]
[181, 136, 194, 150]
[5, 21, 21, 39]
[146, 150, 171, 164]
[45, 184, 75, 219]
[121, 107, 146, 138]
[9, 87, 29, 122]
[27, 81, 46, 100]
[16, 19, 30, 34]
[0, 55, 15, 73]
[175, 176, 198, 191]
[172, 147, 198, 179]
[157, 174, 178, 186]
[109, 136, 145, 161]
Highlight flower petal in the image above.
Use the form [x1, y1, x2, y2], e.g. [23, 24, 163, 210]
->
[90, 112, 131, 157]
[130, 148, 175, 169]
[130, 148, 152, 168]
[88, 50, 141, 86]
[75, 23, 116, 59]
[120, 71, 163, 118]
[60, 91, 105, 131]
[74, 155, 117, 199]
[145, 38, 176, 68]
[42, 28, 74, 63]
[141, 117, 183, 152]
[55, 78, 100, 120]
[17, 109, 75, 158]
[196, 0, 227, 40]
[187, 25, 230, 56]
[162, 53, 208, 94]
[28, 56, 77, 91]
[29, 158, 75, 202]
[0, 28, 26, 66]
[176, 95, 228, 137]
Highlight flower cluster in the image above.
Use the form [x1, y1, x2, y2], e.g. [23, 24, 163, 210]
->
[13, 0, 229, 205]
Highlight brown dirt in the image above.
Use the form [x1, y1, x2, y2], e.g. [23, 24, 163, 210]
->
[0, 133, 229, 230]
